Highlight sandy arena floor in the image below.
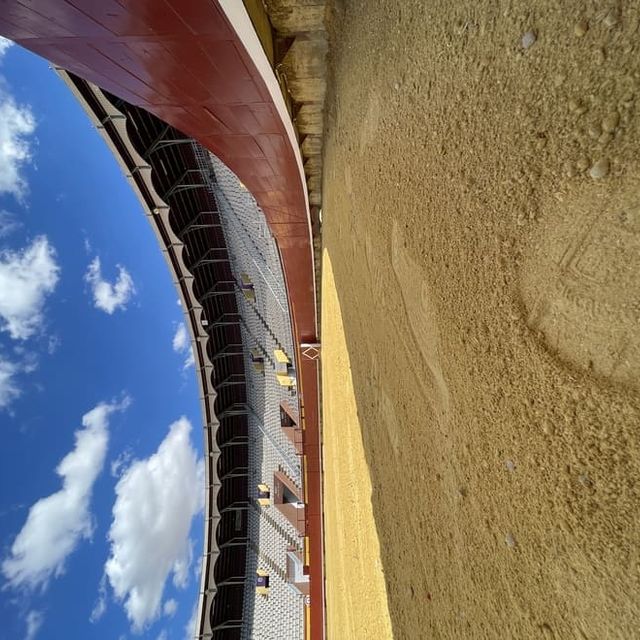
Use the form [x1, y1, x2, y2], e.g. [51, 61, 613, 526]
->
[321, 1, 640, 638]
[322, 251, 394, 639]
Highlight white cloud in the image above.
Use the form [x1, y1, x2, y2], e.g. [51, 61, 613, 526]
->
[172, 323, 194, 370]
[47, 335, 61, 355]
[0, 209, 21, 237]
[163, 598, 177, 617]
[90, 574, 108, 623]
[156, 631, 168, 640]
[183, 350, 195, 371]
[110, 449, 133, 479]
[105, 417, 204, 631]
[2, 399, 129, 590]
[172, 323, 188, 352]
[184, 601, 198, 640]
[0, 37, 12, 59]
[0, 236, 60, 340]
[172, 539, 193, 589]
[20, 350, 38, 374]
[25, 610, 43, 640]
[0, 357, 19, 407]
[84, 257, 135, 315]
[0, 82, 35, 200]
[0, 346, 48, 409]
[0, 36, 36, 202]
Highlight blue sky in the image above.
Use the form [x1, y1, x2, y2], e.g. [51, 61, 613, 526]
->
[0, 40, 204, 640]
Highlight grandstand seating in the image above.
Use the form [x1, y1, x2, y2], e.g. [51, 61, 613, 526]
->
[60, 70, 307, 639]
[193, 149, 306, 639]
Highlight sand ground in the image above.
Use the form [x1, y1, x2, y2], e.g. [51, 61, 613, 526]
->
[322, 251, 394, 639]
[321, 1, 640, 638]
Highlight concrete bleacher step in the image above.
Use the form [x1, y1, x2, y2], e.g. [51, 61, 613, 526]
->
[194, 149, 303, 639]
[256, 505, 303, 553]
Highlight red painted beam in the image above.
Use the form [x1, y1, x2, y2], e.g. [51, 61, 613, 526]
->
[300, 356, 324, 634]
[0, 1, 324, 638]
